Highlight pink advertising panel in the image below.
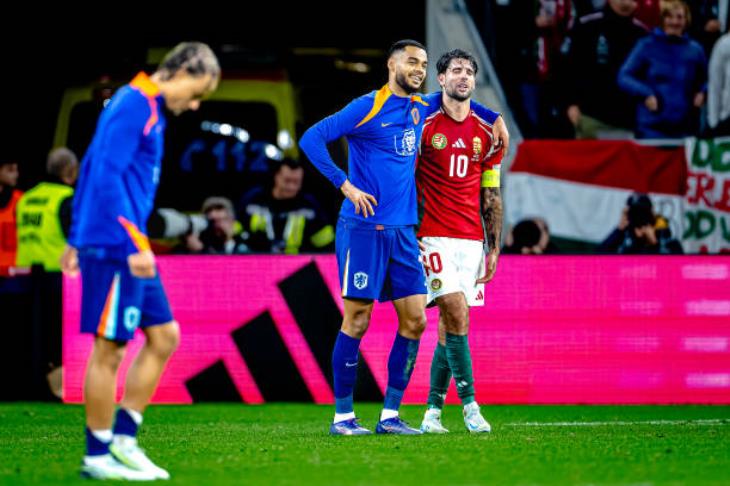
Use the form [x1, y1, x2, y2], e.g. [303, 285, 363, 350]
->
[63, 256, 730, 404]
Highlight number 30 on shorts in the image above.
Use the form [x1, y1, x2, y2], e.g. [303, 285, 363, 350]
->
[424, 252, 442, 276]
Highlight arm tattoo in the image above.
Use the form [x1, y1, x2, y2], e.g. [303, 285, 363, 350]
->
[481, 187, 503, 252]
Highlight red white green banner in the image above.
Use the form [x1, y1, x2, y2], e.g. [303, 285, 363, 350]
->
[684, 137, 730, 254]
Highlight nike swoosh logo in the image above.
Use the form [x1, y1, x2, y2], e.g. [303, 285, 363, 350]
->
[381, 122, 393, 127]
[345, 362, 358, 367]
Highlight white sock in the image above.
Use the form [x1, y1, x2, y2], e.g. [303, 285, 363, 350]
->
[333, 412, 355, 423]
[123, 408, 143, 426]
[464, 401, 479, 414]
[90, 429, 113, 443]
[380, 409, 399, 421]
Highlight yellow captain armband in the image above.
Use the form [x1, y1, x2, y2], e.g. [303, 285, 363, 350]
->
[481, 166, 501, 188]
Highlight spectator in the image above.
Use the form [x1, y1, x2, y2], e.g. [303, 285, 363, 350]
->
[689, 0, 721, 56]
[184, 197, 248, 255]
[576, 0, 661, 28]
[503, 217, 558, 254]
[708, 32, 730, 135]
[618, 0, 707, 139]
[561, 0, 648, 139]
[14, 147, 78, 400]
[0, 158, 22, 276]
[598, 193, 683, 254]
[16, 148, 78, 271]
[512, 0, 575, 138]
[573, 0, 720, 45]
[237, 158, 334, 254]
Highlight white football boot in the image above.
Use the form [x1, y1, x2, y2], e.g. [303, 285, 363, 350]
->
[110, 436, 170, 480]
[463, 402, 491, 433]
[420, 408, 450, 434]
[80, 454, 157, 481]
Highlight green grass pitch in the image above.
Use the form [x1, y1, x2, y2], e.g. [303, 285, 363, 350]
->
[1, 403, 728, 485]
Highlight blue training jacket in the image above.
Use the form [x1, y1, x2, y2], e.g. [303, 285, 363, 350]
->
[618, 28, 707, 138]
[69, 72, 166, 259]
[299, 85, 500, 226]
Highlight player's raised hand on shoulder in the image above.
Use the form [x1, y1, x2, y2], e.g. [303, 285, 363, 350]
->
[476, 249, 499, 284]
[60, 245, 79, 276]
[128, 250, 157, 278]
[492, 115, 510, 155]
[341, 179, 377, 218]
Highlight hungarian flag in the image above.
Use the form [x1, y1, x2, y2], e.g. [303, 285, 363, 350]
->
[505, 140, 687, 247]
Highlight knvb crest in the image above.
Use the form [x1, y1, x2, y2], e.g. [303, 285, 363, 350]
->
[395, 128, 417, 156]
[354, 272, 369, 290]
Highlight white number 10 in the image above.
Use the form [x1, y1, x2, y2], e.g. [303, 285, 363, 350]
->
[449, 154, 469, 178]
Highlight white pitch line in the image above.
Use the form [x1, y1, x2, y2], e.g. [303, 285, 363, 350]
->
[504, 419, 729, 427]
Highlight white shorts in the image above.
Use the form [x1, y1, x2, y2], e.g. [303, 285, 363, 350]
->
[420, 236, 485, 307]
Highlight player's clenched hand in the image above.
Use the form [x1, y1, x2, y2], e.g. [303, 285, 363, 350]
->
[341, 179, 377, 218]
[476, 250, 499, 284]
[645, 95, 659, 112]
[60, 245, 79, 276]
[128, 250, 157, 278]
[492, 115, 510, 155]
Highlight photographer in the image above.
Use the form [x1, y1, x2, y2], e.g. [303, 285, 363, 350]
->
[502, 218, 559, 255]
[598, 194, 683, 254]
[183, 197, 249, 255]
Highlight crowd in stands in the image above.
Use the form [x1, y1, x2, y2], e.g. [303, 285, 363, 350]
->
[488, 0, 729, 139]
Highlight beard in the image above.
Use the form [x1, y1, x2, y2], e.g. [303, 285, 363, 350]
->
[445, 85, 472, 102]
[395, 70, 420, 94]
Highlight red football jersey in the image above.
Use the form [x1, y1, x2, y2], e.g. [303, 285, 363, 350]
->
[416, 109, 502, 241]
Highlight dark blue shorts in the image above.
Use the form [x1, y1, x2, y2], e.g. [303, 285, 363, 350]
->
[78, 249, 173, 342]
[335, 218, 426, 302]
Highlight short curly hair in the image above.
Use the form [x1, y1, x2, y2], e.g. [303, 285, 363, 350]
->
[436, 49, 478, 75]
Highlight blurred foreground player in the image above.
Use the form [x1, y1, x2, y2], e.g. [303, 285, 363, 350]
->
[61, 42, 219, 480]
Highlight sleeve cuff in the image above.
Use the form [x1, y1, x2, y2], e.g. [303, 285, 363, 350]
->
[332, 171, 348, 190]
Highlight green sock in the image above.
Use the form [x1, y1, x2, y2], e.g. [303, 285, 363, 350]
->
[427, 343, 451, 409]
[445, 333, 475, 405]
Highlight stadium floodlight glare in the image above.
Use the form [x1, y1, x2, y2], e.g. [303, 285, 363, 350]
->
[235, 128, 250, 143]
[277, 129, 293, 150]
[219, 123, 233, 136]
[265, 144, 283, 160]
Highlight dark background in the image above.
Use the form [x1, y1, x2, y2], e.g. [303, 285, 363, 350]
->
[1, 4, 427, 191]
